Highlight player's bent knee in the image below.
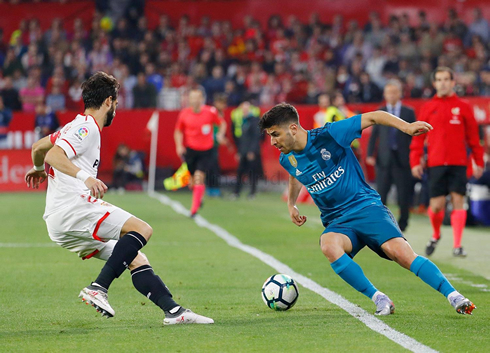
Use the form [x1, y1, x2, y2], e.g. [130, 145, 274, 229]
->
[383, 240, 415, 269]
[320, 233, 345, 262]
[141, 223, 153, 241]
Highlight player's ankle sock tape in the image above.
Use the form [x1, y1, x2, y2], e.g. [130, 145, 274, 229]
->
[131, 265, 178, 312]
[410, 256, 455, 298]
[331, 253, 378, 299]
[94, 231, 147, 290]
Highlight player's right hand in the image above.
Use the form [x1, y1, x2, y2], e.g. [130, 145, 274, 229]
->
[289, 205, 307, 227]
[25, 168, 47, 189]
[411, 165, 424, 179]
[85, 177, 108, 199]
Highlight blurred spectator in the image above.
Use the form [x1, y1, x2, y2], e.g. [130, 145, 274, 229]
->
[224, 80, 242, 107]
[1, 76, 22, 111]
[403, 73, 423, 98]
[133, 72, 157, 108]
[21, 43, 43, 72]
[158, 76, 181, 110]
[467, 8, 489, 43]
[0, 96, 12, 149]
[112, 143, 145, 192]
[19, 75, 44, 113]
[478, 67, 490, 96]
[313, 93, 330, 128]
[202, 65, 226, 104]
[326, 91, 350, 122]
[366, 45, 386, 88]
[46, 83, 66, 112]
[34, 102, 59, 138]
[3, 49, 24, 77]
[145, 62, 163, 93]
[67, 78, 83, 111]
[231, 101, 262, 199]
[119, 65, 137, 109]
[359, 72, 382, 103]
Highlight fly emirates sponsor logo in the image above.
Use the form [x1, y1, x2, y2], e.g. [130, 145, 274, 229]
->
[307, 166, 345, 193]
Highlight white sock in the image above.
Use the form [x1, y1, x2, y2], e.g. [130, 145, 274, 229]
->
[371, 291, 383, 303]
[447, 291, 461, 304]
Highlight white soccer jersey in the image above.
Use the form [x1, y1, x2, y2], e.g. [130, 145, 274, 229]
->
[43, 114, 102, 219]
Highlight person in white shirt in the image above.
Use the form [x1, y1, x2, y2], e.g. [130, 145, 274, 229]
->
[25, 71, 213, 326]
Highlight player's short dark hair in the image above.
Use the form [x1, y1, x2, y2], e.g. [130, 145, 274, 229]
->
[431, 66, 454, 82]
[81, 71, 120, 110]
[259, 103, 299, 131]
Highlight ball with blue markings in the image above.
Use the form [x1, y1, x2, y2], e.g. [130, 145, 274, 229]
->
[261, 274, 299, 311]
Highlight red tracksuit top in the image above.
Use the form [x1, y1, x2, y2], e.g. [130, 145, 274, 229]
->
[410, 94, 484, 169]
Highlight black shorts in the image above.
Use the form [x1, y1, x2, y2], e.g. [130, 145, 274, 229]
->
[428, 166, 467, 198]
[184, 148, 214, 175]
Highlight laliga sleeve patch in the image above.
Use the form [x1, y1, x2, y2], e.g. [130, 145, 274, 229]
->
[74, 127, 90, 141]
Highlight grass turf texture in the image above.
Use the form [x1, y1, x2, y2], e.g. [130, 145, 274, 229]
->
[0, 192, 488, 352]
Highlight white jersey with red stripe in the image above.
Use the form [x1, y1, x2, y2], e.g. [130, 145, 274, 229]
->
[43, 114, 102, 219]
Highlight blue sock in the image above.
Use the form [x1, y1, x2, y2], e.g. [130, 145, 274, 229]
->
[410, 256, 455, 298]
[331, 253, 378, 299]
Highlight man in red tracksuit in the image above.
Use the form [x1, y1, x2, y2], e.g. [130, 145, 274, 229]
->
[410, 67, 484, 257]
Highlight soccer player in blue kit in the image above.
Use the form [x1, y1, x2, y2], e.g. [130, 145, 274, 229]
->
[259, 103, 476, 316]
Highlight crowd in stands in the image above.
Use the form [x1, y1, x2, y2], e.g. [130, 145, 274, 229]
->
[0, 5, 489, 113]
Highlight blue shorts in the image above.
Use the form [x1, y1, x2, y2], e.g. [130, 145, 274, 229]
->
[322, 205, 404, 260]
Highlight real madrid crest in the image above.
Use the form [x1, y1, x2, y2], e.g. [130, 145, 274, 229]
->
[321, 148, 331, 161]
[288, 155, 298, 168]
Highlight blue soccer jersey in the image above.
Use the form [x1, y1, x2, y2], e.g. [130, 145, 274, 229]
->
[280, 114, 382, 226]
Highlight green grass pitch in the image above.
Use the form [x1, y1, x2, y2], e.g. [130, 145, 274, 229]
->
[1, 192, 489, 352]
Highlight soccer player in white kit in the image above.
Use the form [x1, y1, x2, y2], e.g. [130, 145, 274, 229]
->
[25, 72, 213, 325]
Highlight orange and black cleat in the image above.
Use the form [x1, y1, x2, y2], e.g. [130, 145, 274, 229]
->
[451, 294, 476, 315]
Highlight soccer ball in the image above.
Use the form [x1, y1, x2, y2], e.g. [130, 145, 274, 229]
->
[261, 274, 299, 311]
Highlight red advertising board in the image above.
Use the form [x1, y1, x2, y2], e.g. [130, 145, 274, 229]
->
[0, 150, 46, 192]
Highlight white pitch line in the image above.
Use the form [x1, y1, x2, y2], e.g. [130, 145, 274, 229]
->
[151, 192, 438, 353]
[0, 243, 57, 248]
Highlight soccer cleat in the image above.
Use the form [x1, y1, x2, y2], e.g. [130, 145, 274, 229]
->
[453, 247, 467, 257]
[449, 294, 476, 315]
[373, 292, 395, 316]
[425, 238, 439, 256]
[163, 308, 214, 325]
[79, 285, 115, 318]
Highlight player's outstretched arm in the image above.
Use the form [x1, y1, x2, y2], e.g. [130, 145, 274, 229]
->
[45, 146, 108, 199]
[287, 175, 307, 227]
[361, 111, 433, 136]
[25, 135, 53, 189]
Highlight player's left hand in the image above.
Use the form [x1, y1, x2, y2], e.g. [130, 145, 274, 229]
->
[405, 121, 433, 136]
[25, 168, 47, 189]
[473, 166, 483, 180]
